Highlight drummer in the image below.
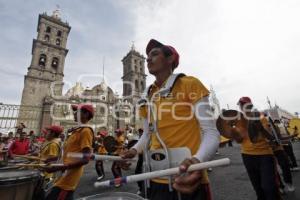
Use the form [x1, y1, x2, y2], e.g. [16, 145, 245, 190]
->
[44, 104, 94, 200]
[121, 39, 220, 200]
[95, 130, 108, 181]
[40, 125, 63, 173]
[234, 97, 281, 200]
[111, 129, 125, 187]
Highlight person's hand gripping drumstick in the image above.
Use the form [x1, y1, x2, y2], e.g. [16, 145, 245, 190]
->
[173, 157, 203, 194]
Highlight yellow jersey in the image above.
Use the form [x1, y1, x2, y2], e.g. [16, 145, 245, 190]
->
[40, 138, 61, 179]
[241, 116, 273, 155]
[139, 76, 210, 184]
[54, 127, 93, 191]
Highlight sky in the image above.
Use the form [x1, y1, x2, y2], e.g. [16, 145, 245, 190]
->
[0, 0, 299, 114]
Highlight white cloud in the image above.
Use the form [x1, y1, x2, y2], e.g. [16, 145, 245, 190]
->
[0, 0, 299, 114]
[132, 0, 300, 113]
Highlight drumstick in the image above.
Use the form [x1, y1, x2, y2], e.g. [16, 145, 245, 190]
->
[15, 155, 46, 162]
[67, 152, 137, 161]
[15, 163, 64, 167]
[94, 158, 230, 187]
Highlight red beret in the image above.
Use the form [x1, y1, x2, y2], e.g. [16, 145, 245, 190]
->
[146, 39, 179, 69]
[72, 104, 94, 117]
[237, 97, 252, 105]
[45, 125, 64, 135]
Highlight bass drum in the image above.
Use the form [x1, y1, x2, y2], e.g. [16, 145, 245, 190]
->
[0, 169, 40, 200]
[79, 192, 145, 200]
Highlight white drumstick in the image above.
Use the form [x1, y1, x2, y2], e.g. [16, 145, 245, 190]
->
[67, 152, 137, 161]
[94, 158, 230, 187]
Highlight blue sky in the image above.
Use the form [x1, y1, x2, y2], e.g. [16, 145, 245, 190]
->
[0, 0, 299, 114]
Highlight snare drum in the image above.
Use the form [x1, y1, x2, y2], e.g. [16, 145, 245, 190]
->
[0, 169, 40, 200]
[79, 192, 145, 200]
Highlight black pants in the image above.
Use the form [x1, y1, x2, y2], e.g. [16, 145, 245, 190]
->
[283, 143, 298, 167]
[45, 187, 74, 200]
[274, 150, 292, 184]
[112, 161, 122, 178]
[242, 154, 281, 200]
[135, 154, 144, 192]
[149, 181, 211, 200]
[95, 160, 105, 177]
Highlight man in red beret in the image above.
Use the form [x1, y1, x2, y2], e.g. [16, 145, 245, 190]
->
[234, 97, 282, 200]
[44, 104, 95, 200]
[121, 39, 220, 200]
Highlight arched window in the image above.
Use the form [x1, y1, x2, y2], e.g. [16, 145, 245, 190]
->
[135, 65, 138, 72]
[56, 38, 61, 46]
[141, 81, 144, 91]
[46, 26, 51, 33]
[39, 54, 47, 67]
[57, 30, 62, 37]
[52, 57, 59, 69]
[135, 80, 139, 91]
[44, 35, 50, 42]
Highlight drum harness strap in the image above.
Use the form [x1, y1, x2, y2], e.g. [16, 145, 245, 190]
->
[139, 73, 186, 197]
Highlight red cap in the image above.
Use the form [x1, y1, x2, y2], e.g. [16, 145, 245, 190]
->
[115, 129, 124, 134]
[45, 125, 64, 135]
[98, 130, 108, 137]
[146, 39, 179, 70]
[237, 97, 252, 105]
[72, 104, 95, 117]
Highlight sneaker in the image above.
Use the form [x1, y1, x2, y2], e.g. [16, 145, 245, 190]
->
[285, 183, 295, 192]
[96, 175, 104, 181]
[115, 183, 121, 188]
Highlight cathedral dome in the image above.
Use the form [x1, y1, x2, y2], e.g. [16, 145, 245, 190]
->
[65, 82, 84, 97]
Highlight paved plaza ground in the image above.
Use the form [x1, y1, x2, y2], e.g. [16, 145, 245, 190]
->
[76, 142, 300, 200]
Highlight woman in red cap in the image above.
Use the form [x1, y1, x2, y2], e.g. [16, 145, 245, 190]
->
[44, 104, 95, 200]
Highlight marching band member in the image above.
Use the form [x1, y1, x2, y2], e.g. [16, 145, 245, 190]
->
[111, 129, 126, 187]
[121, 39, 220, 200]
[235, 97, 281, 200]
[95, 131, 108, 181]
[44, 104, 94, 200]
[40, 125, 63, 179]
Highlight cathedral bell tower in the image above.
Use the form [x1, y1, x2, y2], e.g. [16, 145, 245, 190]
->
[19, 9, 71, 132]
[121, 44, 146, 104]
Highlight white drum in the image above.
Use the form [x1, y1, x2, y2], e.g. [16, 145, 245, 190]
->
[79, 192, 145, 200]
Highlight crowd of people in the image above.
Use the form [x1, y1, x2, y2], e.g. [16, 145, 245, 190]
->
[0, 39, 299, 200]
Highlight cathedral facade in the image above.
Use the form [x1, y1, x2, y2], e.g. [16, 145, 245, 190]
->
[18, 10, 146, 135]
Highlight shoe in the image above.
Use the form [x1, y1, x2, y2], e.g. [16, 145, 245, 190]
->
[285, 183, 295, 192]
[291, 167, 300, 171]
[96, 175, 104, 181]
[115, 183, 121, 188]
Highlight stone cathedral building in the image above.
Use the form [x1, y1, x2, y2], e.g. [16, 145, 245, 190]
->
[18, 10, 146, 134]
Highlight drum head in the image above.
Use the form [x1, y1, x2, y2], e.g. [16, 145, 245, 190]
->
[216, 110, 248, 141]
[0, 169, 40, 185]
[103, 136, 118, 153]
[80, 192, 145, 200]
